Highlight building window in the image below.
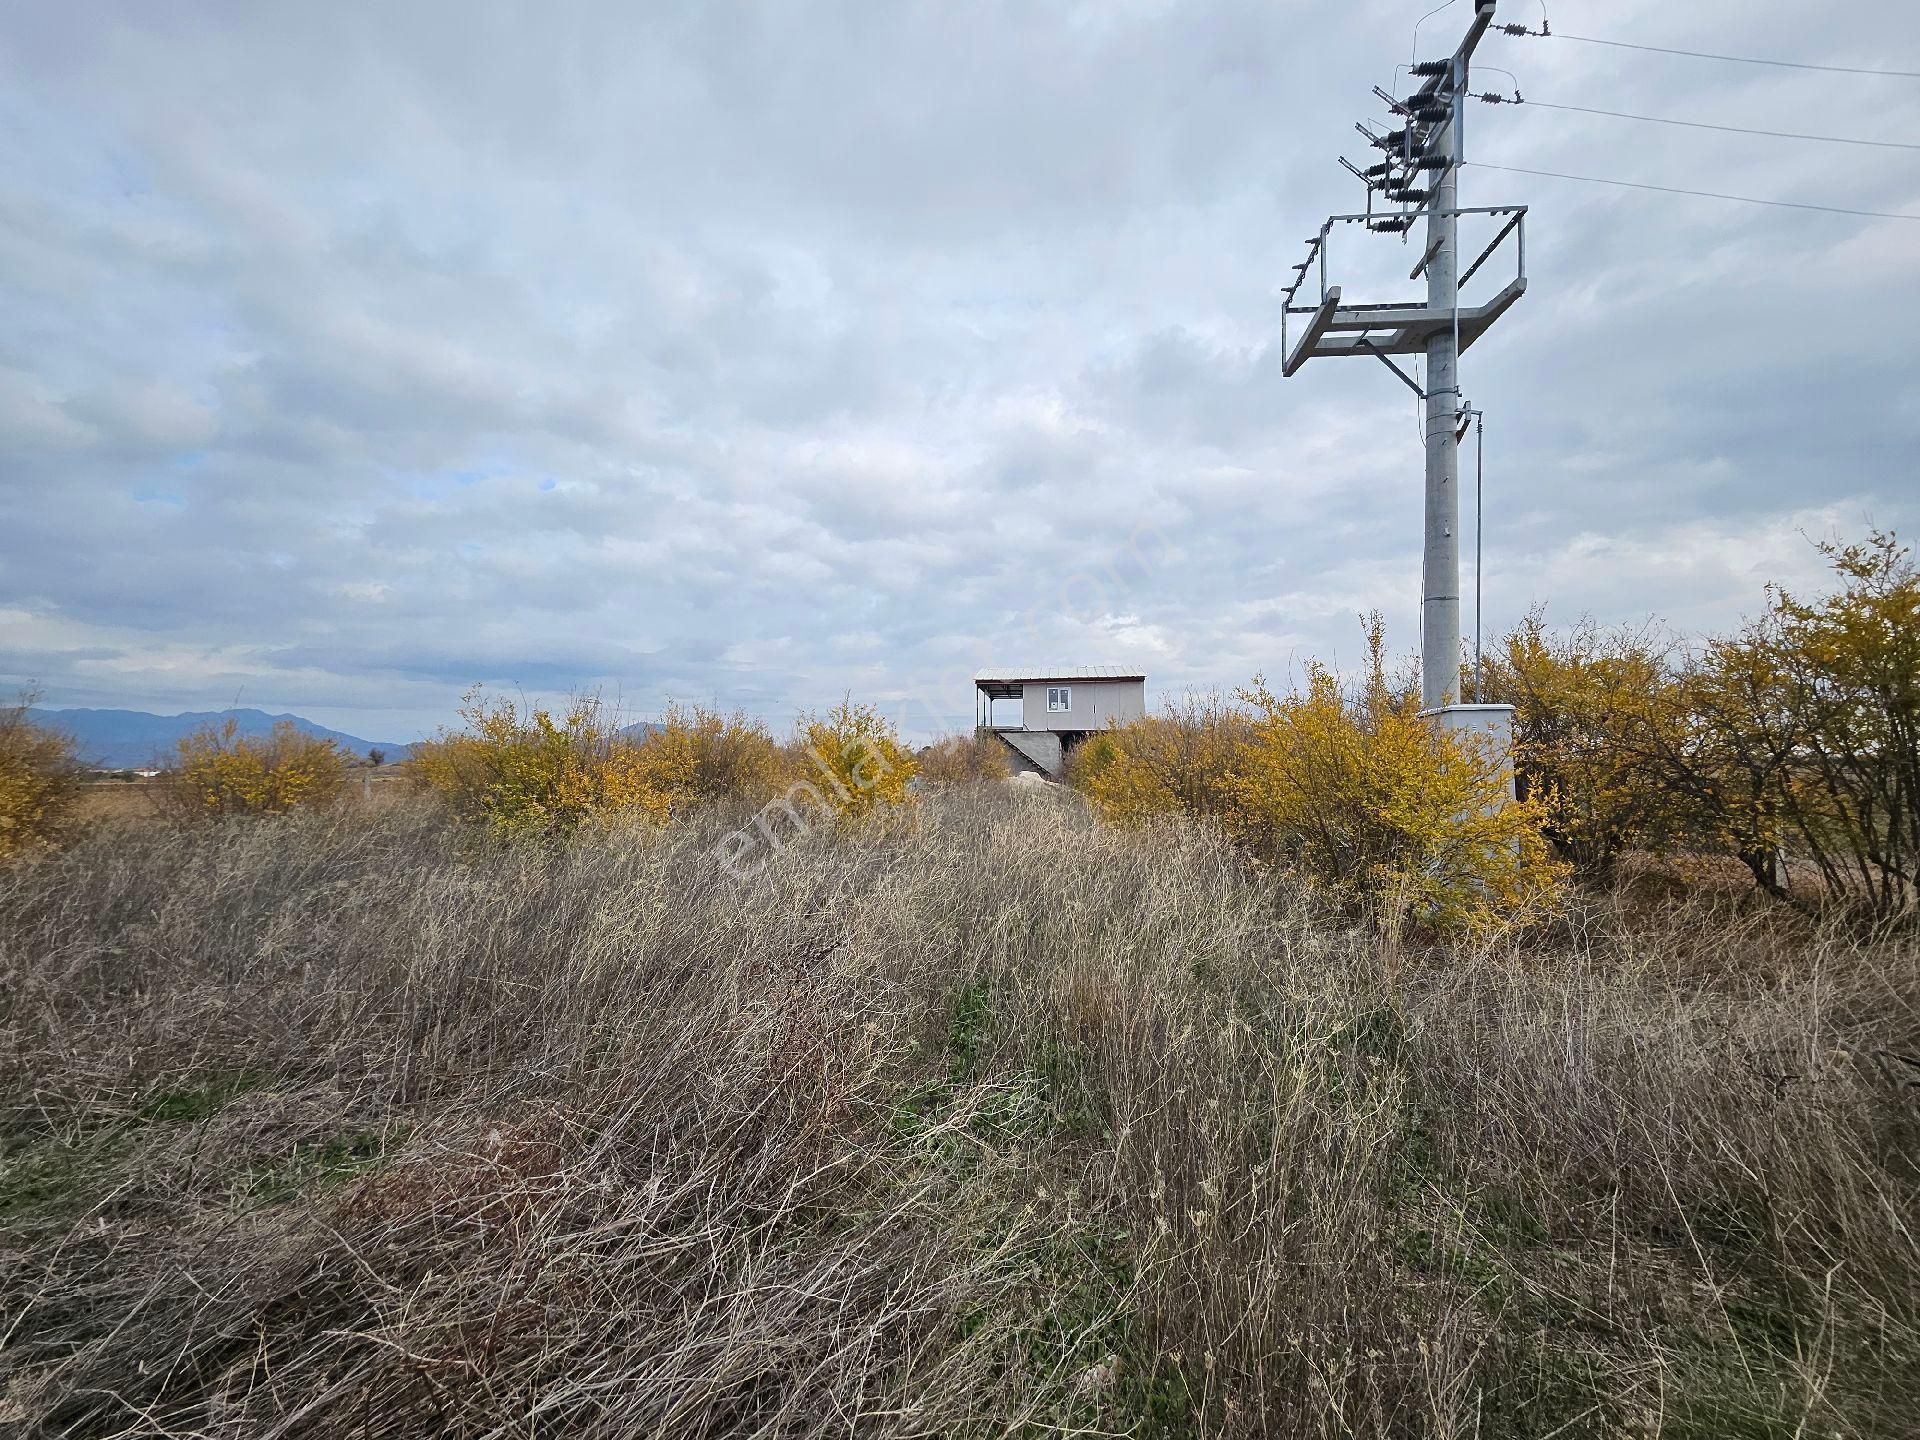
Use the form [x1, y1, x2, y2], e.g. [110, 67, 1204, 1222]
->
[1048, 686, 1071, 713]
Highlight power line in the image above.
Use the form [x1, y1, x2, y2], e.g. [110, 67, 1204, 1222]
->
[1499, 27, 1920, 80]
[1463, 160, 1920, 221]
[1489, 96, 1920, 151]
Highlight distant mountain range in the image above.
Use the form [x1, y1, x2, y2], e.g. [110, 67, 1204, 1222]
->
[28, 708, 415, 770]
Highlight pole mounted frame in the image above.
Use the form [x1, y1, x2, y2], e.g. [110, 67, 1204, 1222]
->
[1280, 209, 1526, 376]
[1278, 0, 1524, 713]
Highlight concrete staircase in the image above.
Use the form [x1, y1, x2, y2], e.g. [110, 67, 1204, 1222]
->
[994, 729, 1064, 778]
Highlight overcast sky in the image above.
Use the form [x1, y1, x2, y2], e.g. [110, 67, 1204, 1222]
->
[3, 0, 1916, 743]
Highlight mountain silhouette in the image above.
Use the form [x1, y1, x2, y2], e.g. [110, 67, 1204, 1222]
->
[28, 707, 414, 770]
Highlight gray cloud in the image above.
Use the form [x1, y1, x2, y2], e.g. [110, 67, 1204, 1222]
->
[2, 0, 1916, 741]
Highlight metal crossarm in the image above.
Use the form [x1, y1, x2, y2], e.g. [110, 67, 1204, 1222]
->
[1281, 287, 1341, 377]
[1287, 276, 1525, 371]
[1279, 207, 1526, 375]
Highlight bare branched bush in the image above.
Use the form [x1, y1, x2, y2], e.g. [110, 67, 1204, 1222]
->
[917, 730, 1011, 786]
[1479, 530, 1920, 914]
[2, 790, 1915, 1436]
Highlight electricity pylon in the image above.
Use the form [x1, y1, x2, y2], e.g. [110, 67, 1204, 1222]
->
[1281, 0, 1525, 715]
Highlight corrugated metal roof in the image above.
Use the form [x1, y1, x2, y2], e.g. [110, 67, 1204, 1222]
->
[972, 666, 1147, 684]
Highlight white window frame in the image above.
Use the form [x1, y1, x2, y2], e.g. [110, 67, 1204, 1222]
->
[1048, 685, 1071, 713]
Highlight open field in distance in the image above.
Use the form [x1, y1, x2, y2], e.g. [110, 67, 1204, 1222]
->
[75, 769, 414, 824]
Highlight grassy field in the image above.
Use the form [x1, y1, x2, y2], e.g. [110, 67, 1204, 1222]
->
[75, 770, 413, 824]
[2, 789, 1916, 1437]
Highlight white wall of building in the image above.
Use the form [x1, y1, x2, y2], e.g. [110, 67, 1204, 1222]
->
[1019, 679, 1145, 732]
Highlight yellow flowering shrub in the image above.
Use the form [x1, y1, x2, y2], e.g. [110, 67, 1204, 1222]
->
[1073, 622, 1564, 933]
[409, 691, 669, 839]
[1473, 612, 1687, 873]
[1231, 665, 1564, 933]
[0, 700, 87, 859]
[161, 719, 347, 820]
[652, 703, 786, 805]
[410, 694, 788, 839]
[1066, 692, 1248, 826]
[792, 699, 916, 818]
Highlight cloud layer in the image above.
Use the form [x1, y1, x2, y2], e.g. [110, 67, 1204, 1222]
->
[3, 0, 1916, 739]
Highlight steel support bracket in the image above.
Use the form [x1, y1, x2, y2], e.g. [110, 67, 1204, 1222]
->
[1408, 232, 1446, 281]
[1359, 341, 1426, 400]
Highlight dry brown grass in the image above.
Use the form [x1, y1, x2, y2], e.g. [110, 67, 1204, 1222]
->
[1, 790, 1916, 1437]
[78, 770, 412, 825]
[73, 780, 162, 823]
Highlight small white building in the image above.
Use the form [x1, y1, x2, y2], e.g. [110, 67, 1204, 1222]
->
[973, 666, 1146, 777]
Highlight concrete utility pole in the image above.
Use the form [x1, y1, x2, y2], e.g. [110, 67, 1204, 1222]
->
[1420, 85, 1462, 714]
[1281, 0, 1526, 720]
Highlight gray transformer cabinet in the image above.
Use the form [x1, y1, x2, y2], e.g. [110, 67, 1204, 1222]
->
[973, 667, 1146, 778]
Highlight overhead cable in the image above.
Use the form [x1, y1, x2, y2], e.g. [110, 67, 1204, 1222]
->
[1478, 93, 1920, 151]
[1497, 25, 1920, 80]
[1463, 160, 1920, 221]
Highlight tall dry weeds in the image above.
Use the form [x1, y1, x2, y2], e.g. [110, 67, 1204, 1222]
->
[1, 791, 1916, 1436]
